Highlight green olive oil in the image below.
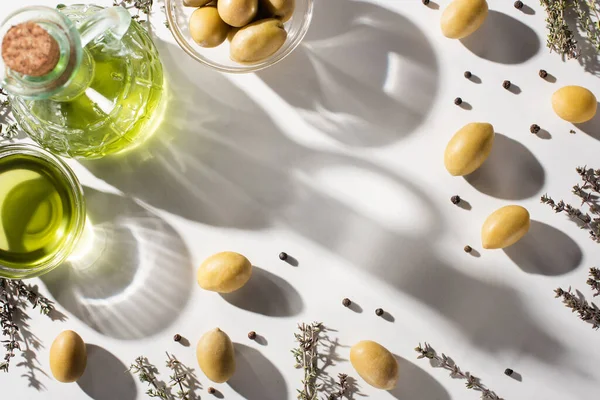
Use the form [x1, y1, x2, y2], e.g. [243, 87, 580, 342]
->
[0, 153, 78, 273]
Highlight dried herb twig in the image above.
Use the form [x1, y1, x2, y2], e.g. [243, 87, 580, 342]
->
[588, 268, 600, 296]
[293, 322, 323, 400]
[555, 287, 600, 329]
[540, 0, 600, 59]
[0, 279, 55, 373]
[326, 374, 350, 400]
[541, 0, 580, 58]
[415, 343, 504, 400]
[129, 357, 170, 399]
[165, 353, 201, 400]
[541, 166, 600, 243]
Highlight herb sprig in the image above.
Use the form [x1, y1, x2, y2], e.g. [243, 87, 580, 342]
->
[540, 0, 600, 59]
[293, 322, 323, 400]
[415, 343, 504, 400]
[113, 0, 153, 24]
[0, 279, 55, 373]
[541, 166, 600, 243]
[129, 354, 201, 400]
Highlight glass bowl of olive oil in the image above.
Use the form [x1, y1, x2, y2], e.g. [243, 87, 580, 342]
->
[0, 143, 85, 279]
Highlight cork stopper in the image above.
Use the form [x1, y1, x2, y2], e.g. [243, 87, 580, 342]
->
[1, 22, 60, 77]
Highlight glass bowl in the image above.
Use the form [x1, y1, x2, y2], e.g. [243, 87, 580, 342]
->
[165, 0, 313, 73]
[0, 143, 86, 279]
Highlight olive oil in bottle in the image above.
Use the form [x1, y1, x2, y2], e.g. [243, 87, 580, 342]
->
[0, 150, 82, 276]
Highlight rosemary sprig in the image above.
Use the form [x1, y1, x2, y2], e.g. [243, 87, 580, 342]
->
[129, 356, 170, 399]
[415, 343, 504, 400]
[0, 279, 55, 373]
[293, 322, 323, 400]
[555, 287, 600, 329]
[588, 268, 600, 297]
[541, 166, 600, 243]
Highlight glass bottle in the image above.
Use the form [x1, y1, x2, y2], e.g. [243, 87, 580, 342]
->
[0, 5, 165, 159]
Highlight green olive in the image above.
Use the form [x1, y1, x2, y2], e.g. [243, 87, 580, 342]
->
[218, 0, 258, 27]
[197, 251, 252, 293]
[189, 6, 230, 48]
[552, 85, 597, 124]
[481, 205, 530, 249]
[444, 122, 494, 176]
[350, 341, 399, 390]
[227, 26, 240, 42]
[183, 0, 212, 7]
[259, 0, 295, 22]
[196, 328, 236, 383]
[230, 18, 287, 63]
[441, 0, 488, 39]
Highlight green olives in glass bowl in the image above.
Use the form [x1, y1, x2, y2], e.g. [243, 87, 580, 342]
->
[165, 0, 313, 73]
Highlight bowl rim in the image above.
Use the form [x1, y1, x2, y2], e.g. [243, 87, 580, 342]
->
[165, 0, 314, 73]
[0, 143, 86, 279]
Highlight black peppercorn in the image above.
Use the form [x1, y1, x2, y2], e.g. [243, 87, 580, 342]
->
[173, 334, 182, 342]
[451, 195, 461, 205]
[502, 80, 511, 89]
[539, 69, 548, 78]
[464, 71, 472, 79]
[530, 124, 540, 134]
[248, 331, 257, 340]
[464, 245, 473, 253]
[505, 368, 514, 376]
[279, 252, 288, 260]
[208, 387, 216, 394]
[375, 308, 384, 316]
[514, 0, 523, 9]
[422, 0, 430, 4]
[342, 298, 352, 307]
[454, 97, 462, 105]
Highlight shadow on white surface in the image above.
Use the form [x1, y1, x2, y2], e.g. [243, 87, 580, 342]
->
[465, 134, 545, 200]
[565, 7, 600, 77]
[460, 11, 540, 64]
[504, 220, 582, 275]
[257, 0, 439, 147]
[77, 344, 136, 400]
[576, 103, 600, 141]
[221, 266, 303, 316]
[228, 344, 287, 400]
[80, 42, 583, 376]
[391, 355, 450, 400]
[42, 188, 194, 339]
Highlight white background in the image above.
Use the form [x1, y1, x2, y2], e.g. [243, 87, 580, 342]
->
[2, 0, 600, 399]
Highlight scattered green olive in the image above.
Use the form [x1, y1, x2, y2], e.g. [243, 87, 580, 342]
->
[183, 0, 213, 7]
[260, 0, 296, 22]
[189, 6, 231, 48]
[552, 85, 597, 123]
[196, 328, 236, 383]
[350, 340, 399, 390]
[218, 0, 258, 27]
[197, 251, 252, 293]
[441, 0, 489, 39]
[444, 122, 494, 176]
[230, 18, 287, 63]
[49, 330, 87, 383]
[481, 205, 530, 249]
[227, 26, 240, 42]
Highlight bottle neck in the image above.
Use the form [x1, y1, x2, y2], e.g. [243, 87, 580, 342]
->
[0, 7, 85, 100]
